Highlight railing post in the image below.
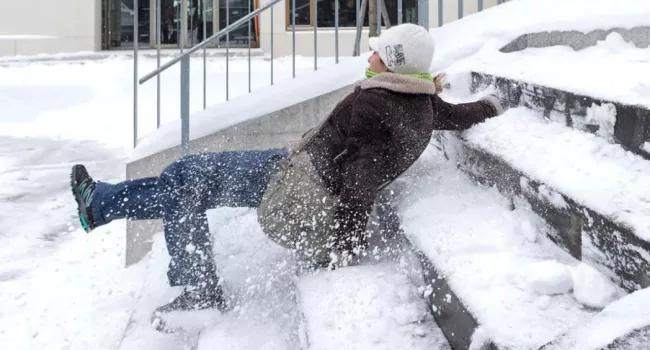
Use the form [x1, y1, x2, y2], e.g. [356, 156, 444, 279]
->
[203, 0, 207, 109]
[418, 0, 429, 29]
[398, 0, 402, 24]
[133, 0, 139, 148]
[180, 56, 191, 156]
[478, 0, 483, 11]
[458, 0, 463, 20]
[377, 0, 381, 35]
[314, 0, 318, 70]
[248, 0, 252, 92]
[335, 0, 339, 64]
[438, 0, 443, 27]
[271, 6, 274, 85]
[292, 0, 296, 78]
[226, 0, 230, 100]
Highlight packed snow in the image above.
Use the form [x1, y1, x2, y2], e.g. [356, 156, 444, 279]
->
[457, 107, 650, 241]
[395, 146, 621, 349]
[430, 0, 650, 72]
[297, 262, 449, 350]
[543, 287, 650, 350]
[449, 32, 650, 107]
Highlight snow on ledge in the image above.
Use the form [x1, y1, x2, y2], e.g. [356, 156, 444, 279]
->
[0, 35, 57, 40]
[463, 107, 650, 241]
[129, 55, 369, 162]
[430, 0, 650, 71]
[398, 148, 596, 348]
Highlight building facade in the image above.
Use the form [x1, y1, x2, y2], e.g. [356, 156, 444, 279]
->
[0, 0, 501, 57]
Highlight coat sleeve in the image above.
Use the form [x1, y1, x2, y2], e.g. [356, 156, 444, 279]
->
[334, 91, 388, 253]
[432, 94, 499, 130]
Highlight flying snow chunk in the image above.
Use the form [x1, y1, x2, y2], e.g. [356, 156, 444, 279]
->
[571, 263, 621, 309]
[523, 260, 573, 295]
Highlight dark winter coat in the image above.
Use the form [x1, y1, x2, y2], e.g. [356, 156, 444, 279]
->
[302, 73, 499, 251]
[257, 72, 499, 264]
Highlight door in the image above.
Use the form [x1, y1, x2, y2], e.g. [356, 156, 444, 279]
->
[218, 0, 258, 48]
[101, 0, 151, 49]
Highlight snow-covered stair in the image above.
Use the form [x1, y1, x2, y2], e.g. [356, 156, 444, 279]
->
[467, 31, 650, 160]
[540, 287, 650, 350]
[394, 151, 620, 349]
[296, 262, 450, 350]
[447, 105, 650, 292]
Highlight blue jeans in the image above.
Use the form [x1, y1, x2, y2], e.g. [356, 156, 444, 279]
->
[91, 148, 289, 287]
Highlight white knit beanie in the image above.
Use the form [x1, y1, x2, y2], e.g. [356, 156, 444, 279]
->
[368, 23, 435, 74]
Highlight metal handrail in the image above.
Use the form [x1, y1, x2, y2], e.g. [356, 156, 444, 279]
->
[139, 0, 283, 85]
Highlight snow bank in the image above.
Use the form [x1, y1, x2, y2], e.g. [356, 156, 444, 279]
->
[297, 262, 449, 350]
[571, 263, 621, 309]
[0, 35, 57, 40]
[462, 107, 650, 241]
[450, 32, 650, 107]
[430, 0, 650, 72]
[543, 287, 650, 350]
[398, 147, 595, 348]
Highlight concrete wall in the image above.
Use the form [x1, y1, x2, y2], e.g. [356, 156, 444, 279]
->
[124, 84, 355, 266]
[259, 0, 500, 57]
[0, 0, 101, 57]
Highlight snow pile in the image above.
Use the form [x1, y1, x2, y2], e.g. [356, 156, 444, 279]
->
[543, 287, 650, 350]
[297, 262, 449, 350]
[461, 107, 650, 241]
[430, 0, 650, 72]
[520, 260, 574, 295]
[571, 263, 621, 309]
[397, 147, 595, 348]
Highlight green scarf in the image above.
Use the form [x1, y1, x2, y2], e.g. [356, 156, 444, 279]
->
[365, 68, 433, 81]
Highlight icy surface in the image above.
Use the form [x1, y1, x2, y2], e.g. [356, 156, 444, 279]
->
[398, 147, 596, 348]
[297, 262, 449, 350]
[462, 107, 650, 241]
[544, 287, 650, 350]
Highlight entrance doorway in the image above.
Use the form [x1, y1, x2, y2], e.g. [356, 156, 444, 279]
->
[101, 0, 257, 50]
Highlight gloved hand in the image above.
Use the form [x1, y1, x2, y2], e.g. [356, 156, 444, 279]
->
[480, 93, 508, 116]
[433, 72, 447, 94]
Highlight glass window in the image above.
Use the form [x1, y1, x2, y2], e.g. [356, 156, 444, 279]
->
[289, 0, 417, 28]
[286, 0, 311, 26]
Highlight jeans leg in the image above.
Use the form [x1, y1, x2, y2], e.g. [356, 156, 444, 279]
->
[158, 149, 289, 287]
[91, 177, 164, 226]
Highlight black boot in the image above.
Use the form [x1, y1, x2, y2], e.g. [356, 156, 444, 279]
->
[151, 284, 231, 333]
[155, 284, 230, 314]
[70, 164, 97, 232]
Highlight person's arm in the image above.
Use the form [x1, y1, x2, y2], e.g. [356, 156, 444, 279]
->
[433, 93, 505, 130]
[334, 92, 387, 255]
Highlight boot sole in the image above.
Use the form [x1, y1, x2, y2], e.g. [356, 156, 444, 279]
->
[69, 166, 94, 233]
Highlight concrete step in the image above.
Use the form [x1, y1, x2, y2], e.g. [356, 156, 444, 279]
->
[296, 262, 450, 350]
[394, 150, 602, 349]
[470, 72, 650, 160]
[444, 100, 650, 292]
[539, 287, 650, 350]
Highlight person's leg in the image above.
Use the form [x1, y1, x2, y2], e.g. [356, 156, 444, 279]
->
[92, 178, 164, 225]
[153, 148, 289, 313]
[70, 165, 164, 232]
